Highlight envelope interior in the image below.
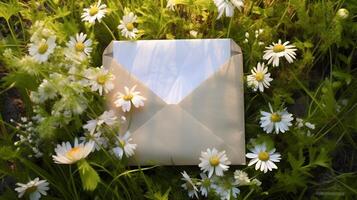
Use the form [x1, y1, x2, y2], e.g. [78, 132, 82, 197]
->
[113, 39, 231, 104]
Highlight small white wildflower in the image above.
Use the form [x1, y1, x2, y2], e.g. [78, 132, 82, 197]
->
[260, 104, 293, 134]
[28, 37, 56, 63]
[214, 0, 244, 19]
[111, 131, 137, 159]
[84, 67, 115, 95]
[166, 0, 176, 11]
[81, 0, 107, 24]
[263, 39, 297, 67]
[15, 178, 49, 200]
[198, 148, 231, 177]
[246, 143, 281, 173]
[83, 110, 117, 134]
[247, 62, 273, 92]
[234, 170, 250, 185]
[114, 85, 146, 112]
[118, 12, 139, 39]
[52, 138, 94, 164]
[181, 171, 199, 199]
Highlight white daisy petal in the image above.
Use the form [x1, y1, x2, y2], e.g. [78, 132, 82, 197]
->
[15, 178, 50, 200]
[263, 40, 297, 67]
[246, 143, 281, 173]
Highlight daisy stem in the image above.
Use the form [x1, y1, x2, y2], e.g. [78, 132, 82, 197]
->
[69, 165, 80, 200]
[6, 20, 17, 43]
[226, 17, 233, 37]
[127, 110, 133, 131]
[102, 21, 116, 40]
[242, 188, 255, 200]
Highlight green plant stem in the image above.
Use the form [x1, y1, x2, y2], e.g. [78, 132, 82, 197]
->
[243, 189, 255, 200]
[127, 110, 133, 131]
[226, 17, 233, 37]
[102, 21, 116, 40]
[69, 165, 80, 200]
[6, 20, 17, 42]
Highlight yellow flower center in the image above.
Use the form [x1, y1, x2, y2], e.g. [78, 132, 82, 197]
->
[273, 44, 285, 53]
[75, 42, 85, 52]
[96, 75, 107, 85]
[209, 156, 220, 166]
[25, 185, 38, 194]
[126, 23, 134, 31]
[38, 43, 48, 54]
[66, 147, 82, 159]
[270, 113, 282, 122]
[123, 94, 133, 101]
[255, 72, 264, 82]
[89, 7, 99, 16]
[120, 140, 126, 147]
[258, 151, 270, 161]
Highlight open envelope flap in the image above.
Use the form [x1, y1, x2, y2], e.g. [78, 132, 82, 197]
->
[130, 105, 225, 165]
[109, 39, 233, 104]
[103, 45, 167, 132]
[179, 53, 245, 164]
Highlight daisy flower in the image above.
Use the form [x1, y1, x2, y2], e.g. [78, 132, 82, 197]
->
[118, 12, 139, 39]
[81, 0, 107, 24]
[260, 104, 293, 134]
[233, 170, 250, 185]
[199, 173, 213, 197]
[37, 79, 57, 102]
[181, 171, 199, 199]
[80, 131, 108, 152]
[263, 40, 297, 67]
[246, 143, 281, 173]
[83, 110, 117, 134]
[52, 138, 94, 164]
[166, 0, 176, 11]
[247, 62, 273, 92]
[296, 118, 315, 130]
[214, 0, 244, 19]
[15, 177, 49, 200]
[28, 36, 56, 63]
[84, 67, 115, 96]
[212, 178, 240, 200]
[111, 131, 137, 159]
[114, 85, 146, 112]
[65, 32, 92, 62]
[198, 148, 231, 177]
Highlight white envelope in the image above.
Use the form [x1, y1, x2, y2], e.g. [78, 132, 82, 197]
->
[103, 39, 245, 165]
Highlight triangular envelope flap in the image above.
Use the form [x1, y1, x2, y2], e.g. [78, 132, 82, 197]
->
[103, 58, 167, 132]
[130, 105, 225, 165]
[103, 41, 114, 57]
[230, 39, 242, 55]
[179, 54, 245, 164]
[112, 39, 231, 104]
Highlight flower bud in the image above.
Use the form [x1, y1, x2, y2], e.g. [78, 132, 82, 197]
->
[337, 8, 349, 19]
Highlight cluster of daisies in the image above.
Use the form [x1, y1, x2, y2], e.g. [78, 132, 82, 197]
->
[9, 1, 322, 199]
[176, 2, 317, 199]
[81, 0, 139, 39]
[180, 147, 269, 199]
[81, 0, 246, 41]
[11, 3, 152, 197]
[167, 0, 244, 19]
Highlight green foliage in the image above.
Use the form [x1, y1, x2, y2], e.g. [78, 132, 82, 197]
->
[78, 160, 100, 191]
